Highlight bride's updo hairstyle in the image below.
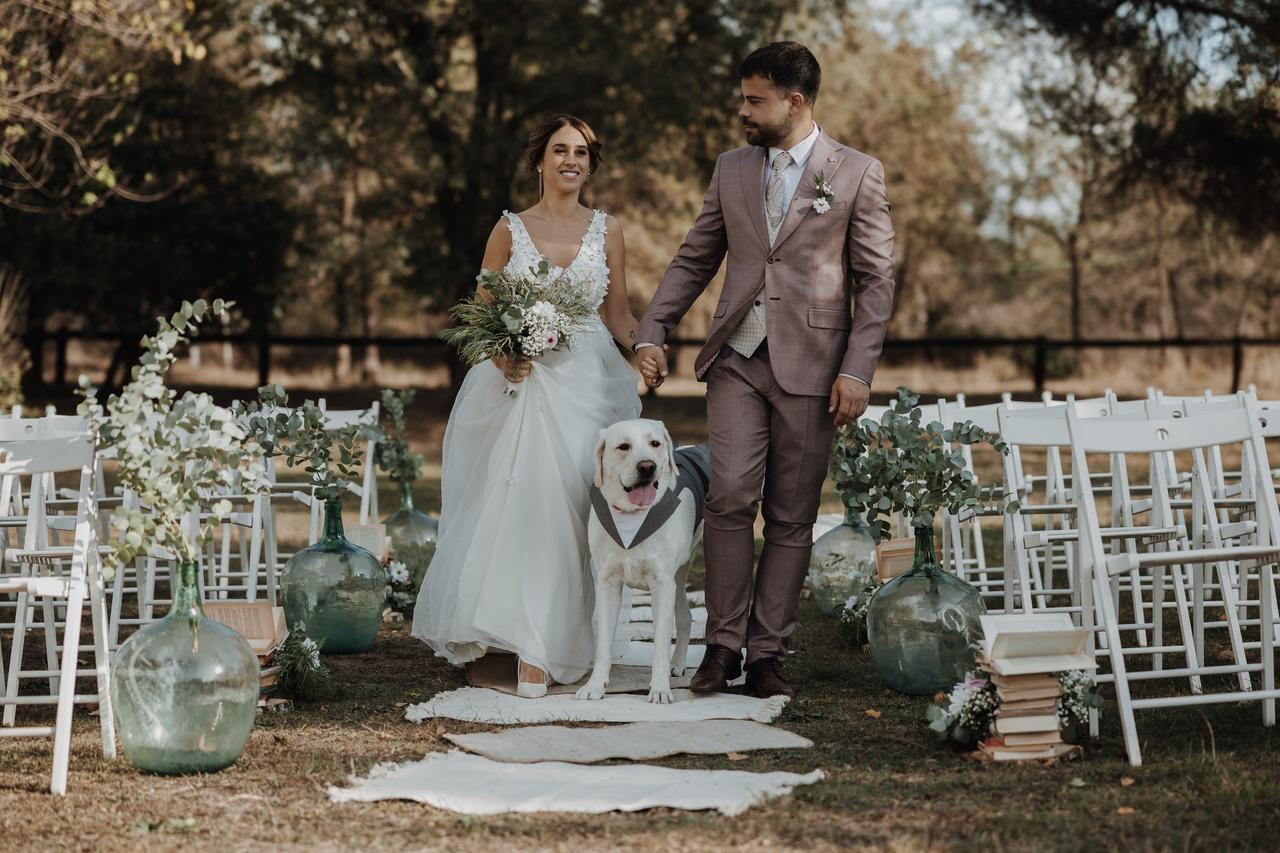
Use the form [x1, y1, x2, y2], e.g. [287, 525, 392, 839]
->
[524, 114, 604, 177]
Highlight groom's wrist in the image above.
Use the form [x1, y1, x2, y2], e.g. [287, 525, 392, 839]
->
[838, 373, 870, 387]
[634, 342, 658, 353]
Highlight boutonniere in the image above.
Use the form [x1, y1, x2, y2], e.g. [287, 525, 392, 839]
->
[811, 172, 835, 214]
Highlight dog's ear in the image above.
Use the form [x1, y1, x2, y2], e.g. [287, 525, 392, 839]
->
[593, 429, 608, 488]
[660, 422, 676, 478]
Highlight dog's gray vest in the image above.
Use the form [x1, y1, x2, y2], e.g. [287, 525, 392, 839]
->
[589, 444, 711, 551]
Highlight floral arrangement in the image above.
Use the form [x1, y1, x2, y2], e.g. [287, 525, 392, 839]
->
[926, 671, 1000, 744]
[926, 669, 1104, 746]
[371, 388, 423, 485]
[836, 581, 881, 648]
[234, 385, 365, 503]
[442, 260, 596, 395]
[1058, 670, 1104, 729]
[78, 300, 267, 578]
[384, 557, 416, 616]
[830, 387, 1018, 541]
[276, 624, 332, 702]
[811, 171, 834, 214]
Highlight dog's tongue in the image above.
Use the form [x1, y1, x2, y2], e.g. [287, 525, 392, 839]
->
[628, 482, 659, 507]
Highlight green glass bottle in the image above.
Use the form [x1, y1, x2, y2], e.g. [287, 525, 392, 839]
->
[866, 525, 985, 694]
[111, 562, 259, 774]
[807, 506, 878, 616]
[282, 495, 386, 654]
[383, 480, 437, 588]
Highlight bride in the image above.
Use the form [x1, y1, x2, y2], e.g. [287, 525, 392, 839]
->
[412, 115, 643, 697]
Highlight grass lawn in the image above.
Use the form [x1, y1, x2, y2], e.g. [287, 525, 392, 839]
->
[2, 390, 1279, 850]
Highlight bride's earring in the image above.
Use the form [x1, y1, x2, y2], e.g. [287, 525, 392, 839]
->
[537, 167, 544, 199]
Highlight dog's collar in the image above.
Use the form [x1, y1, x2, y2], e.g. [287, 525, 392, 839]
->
[589, 484, 682, 551]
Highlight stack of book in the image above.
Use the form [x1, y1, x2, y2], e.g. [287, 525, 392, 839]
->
[975, 613, 1096, 762]
[203, 601, 291, 712]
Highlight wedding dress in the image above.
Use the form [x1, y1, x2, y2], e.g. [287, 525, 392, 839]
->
[411, 209, 642, 684]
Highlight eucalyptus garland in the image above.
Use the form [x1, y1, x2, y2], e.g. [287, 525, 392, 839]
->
[372, 388, 423, 485]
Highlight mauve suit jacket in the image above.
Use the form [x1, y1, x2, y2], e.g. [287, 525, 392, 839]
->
[636, 130, 896, 397]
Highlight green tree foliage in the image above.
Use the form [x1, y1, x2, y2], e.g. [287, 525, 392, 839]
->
[971, 0, 1280, 237]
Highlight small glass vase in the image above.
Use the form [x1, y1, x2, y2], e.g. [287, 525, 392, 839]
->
[808, 507, 878, 616]
[383, 480, 438, 588]
[282, 495, 386, 654]
[866, 526, 986, 694]
[111, 562, 259, 774]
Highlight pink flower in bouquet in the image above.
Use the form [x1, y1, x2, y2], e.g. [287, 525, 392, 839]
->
[962, 673, 989, 692]
[545, 332, 558, 349]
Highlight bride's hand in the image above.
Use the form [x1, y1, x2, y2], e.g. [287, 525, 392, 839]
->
[493, 354, 532, 383]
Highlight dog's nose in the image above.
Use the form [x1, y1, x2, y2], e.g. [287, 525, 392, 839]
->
[635, 460, 657, 479]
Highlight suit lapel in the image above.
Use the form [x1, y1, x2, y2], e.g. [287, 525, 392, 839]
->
[770, 131, 845, 251]
[738, 146, 770, 251]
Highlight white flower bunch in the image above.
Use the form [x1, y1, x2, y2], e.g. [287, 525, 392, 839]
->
[78, 299, 268, 578]
[518, 298, 575, 358]
[927, 670, 999, 743]
[1057, 670, 1103, 727]
[386, 560, 410, 585]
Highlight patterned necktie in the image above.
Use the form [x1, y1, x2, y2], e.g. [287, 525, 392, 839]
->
[726, 151, 793, 358]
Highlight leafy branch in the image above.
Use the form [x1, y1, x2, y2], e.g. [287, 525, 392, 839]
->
[370, 388, 423, 485]
[830, 387, 1019, 541]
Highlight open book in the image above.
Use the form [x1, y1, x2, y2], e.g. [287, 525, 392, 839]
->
[204, 601, 288, 658]
[978, 613, 1096, 676]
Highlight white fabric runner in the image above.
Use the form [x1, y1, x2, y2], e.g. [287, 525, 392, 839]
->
[329, 751, 823, 816]
[406, 687, 787, 725]
[445, 719, 812, 764]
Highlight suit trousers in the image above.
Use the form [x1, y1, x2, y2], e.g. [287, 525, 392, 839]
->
[702, 342, 836, 663]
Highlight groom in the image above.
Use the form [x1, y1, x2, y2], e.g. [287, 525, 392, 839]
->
[635, 42, 896, 698]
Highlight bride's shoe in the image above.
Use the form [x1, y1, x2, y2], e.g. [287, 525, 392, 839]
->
[516, 658, 549, 699]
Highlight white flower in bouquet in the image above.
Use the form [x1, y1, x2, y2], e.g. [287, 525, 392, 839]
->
[387, 560, 411, 586]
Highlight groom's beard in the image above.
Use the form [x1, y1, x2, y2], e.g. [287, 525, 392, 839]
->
[743, 116, 791, 148]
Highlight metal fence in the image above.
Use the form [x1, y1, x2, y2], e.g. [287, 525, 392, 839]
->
[22, 329, 1280, 395]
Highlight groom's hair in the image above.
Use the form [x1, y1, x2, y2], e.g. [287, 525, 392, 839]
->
[740, 42, 821, 105]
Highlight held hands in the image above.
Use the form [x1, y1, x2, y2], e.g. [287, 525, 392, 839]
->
[638, 344, 669, 389]
[493, 354, 532, 384]
[829, 376, 869, 427]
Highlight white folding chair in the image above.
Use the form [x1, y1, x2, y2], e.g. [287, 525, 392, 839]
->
[0, 428, 115, 794]
[1067, 400, 1279, 766]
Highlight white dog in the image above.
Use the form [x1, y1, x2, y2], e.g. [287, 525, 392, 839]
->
[576, 419, 710, 704]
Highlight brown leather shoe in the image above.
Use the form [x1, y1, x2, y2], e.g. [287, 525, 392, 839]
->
[690, 644, 743, 693]
[746, 657, 795, 699]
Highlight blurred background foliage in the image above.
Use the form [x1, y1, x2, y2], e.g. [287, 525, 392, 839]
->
[1, 0, 1276, 400]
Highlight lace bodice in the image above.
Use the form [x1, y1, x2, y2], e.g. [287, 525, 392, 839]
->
[503, 209, 611, 313]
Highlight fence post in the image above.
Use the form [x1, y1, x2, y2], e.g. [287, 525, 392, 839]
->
[1032, 337, 1047, 396]
[1232, 336, 1243, 391]
[54, 328, 69, 388]
[257, 333, 271, 387]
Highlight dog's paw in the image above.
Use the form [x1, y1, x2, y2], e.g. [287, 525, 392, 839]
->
[575, 681, 607, 701]
[647, 686, 675, 704]
[671, 663, 686, 678]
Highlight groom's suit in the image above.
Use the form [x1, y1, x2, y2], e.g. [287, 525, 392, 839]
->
[636, 127, 895, 663]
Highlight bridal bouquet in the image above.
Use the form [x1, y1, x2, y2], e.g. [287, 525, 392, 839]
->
[442, 260, 595, 396]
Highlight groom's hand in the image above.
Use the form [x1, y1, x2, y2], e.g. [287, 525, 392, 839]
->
[829, 376, 869, 427]
[638, 344, 669, 388]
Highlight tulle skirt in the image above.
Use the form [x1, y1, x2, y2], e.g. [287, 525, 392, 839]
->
[411, 323, 642, 683]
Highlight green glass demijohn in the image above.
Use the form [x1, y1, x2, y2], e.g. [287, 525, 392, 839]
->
[383, 480, 438, 587]
[807, 506, 878, 616]
[282, 495, 386, 654]
[866, 526, 986, 694]
[111, 562, 259, 774]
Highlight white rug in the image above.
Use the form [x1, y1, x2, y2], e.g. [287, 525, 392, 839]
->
[628, 605, 708, 624]
[444, 720, 812, 764]
[614, 641, 705, 670]
[629, 620, 707, 641]
[406, 687, 787, 725]
[631, 589, 705, 607]
[329, 751, 823, 816]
